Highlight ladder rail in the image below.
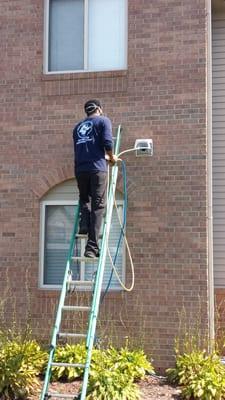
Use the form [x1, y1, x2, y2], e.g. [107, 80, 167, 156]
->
[80, 125, 122, 400]
[40, 204, 80, 400]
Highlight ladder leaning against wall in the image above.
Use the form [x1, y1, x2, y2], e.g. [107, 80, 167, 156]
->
[40, 125, 122, 400]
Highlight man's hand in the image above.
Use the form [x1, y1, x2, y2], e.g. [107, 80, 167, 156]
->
[109, 154, 118, 166]
[105, 153, 118, 166]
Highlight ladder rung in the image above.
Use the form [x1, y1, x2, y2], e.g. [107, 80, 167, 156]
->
[75, 233, 102, 239]
[47, 392, 79, 399]
[71, 256, 99, 262]
[51, 362, 85, 368]
[75, 233, 87, 238]
[58, 333, 86, 338]
[67, 280, 93, 287]
[62, 306, 91, 312]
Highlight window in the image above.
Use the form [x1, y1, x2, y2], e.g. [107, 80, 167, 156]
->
[44, 0, 127, 73]
[39, 181, 125, 290]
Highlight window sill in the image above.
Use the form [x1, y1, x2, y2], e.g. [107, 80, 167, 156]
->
[39, 285, 123, 293]
[41, 69, 127, 81]
[41, 69, 128, 96]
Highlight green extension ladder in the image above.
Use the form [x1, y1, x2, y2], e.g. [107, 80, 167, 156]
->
[40, 125, 122, 400]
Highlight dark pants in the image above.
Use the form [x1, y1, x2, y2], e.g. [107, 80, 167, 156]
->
[76, 171, 107, 255]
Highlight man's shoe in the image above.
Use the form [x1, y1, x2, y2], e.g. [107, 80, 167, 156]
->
[84, 250, 99, 258]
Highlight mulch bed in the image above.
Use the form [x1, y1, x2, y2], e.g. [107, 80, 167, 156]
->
[139, 375, 182, 399]
[32, 375, 182, 399]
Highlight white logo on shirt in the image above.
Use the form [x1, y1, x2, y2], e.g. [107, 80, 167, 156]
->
[77, 121, 93, 144]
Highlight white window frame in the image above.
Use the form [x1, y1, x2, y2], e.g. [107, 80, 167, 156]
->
[39, 199, 126, 290]
[43, 0, 128, 74]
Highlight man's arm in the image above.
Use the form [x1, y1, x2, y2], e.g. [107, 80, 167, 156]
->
[102, 117, 117, 165]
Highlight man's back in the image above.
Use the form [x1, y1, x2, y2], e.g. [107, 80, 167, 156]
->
[73, 115, 113, 174]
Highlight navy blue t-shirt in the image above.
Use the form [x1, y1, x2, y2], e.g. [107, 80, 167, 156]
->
[73, 115, 113, 174]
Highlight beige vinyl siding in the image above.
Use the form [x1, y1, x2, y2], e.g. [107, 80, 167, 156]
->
[213, 14, 225, 287]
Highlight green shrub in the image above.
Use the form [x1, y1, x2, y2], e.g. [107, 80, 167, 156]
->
[0, 338, 47, 399]
[167, 350, 225, 400]
[87, 368, 139, 400]
[105, 347, 154, 380]
[49, 343, 153, 399]
[51, 343, 86, 381]
[88, 346, 153, 400]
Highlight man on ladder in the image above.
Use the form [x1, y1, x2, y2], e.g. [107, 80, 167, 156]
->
[73, 99, 117, 258]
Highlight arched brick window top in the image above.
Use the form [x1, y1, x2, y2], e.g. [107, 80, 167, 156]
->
[31, 165, 74, 199]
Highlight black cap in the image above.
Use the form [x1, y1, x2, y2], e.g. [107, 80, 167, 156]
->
[84, 99, 102, 116]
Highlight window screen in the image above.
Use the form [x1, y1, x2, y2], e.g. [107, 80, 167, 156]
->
[43, 203, 124, 289]
[47, 0, 127, 72]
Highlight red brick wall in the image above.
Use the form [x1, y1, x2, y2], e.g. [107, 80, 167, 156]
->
[0, 0, 208, 370]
